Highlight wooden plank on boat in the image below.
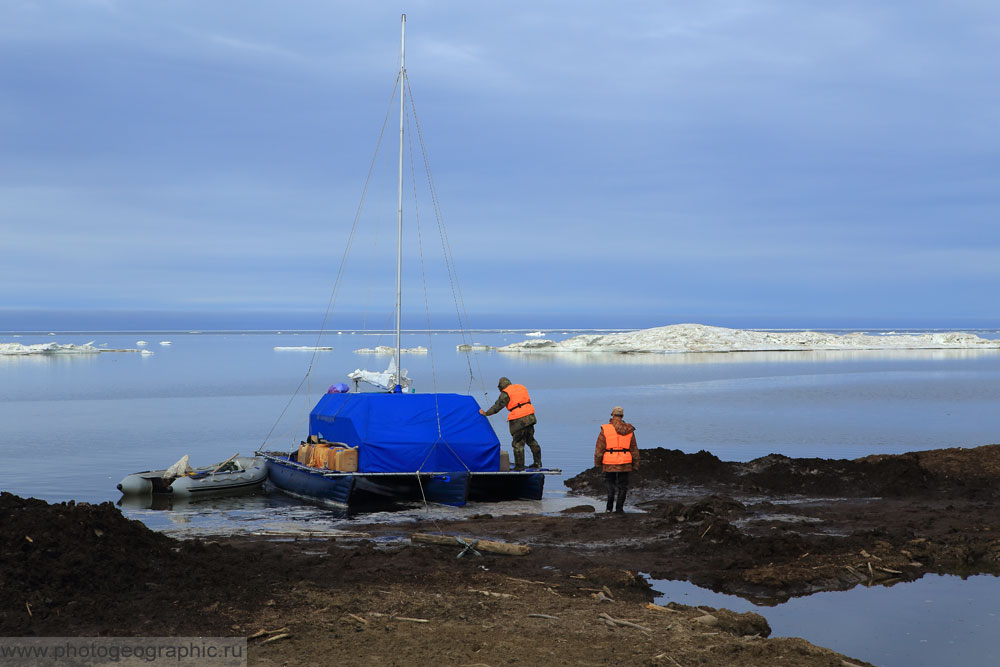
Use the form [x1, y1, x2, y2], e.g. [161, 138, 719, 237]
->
[410, 532, 531, 556]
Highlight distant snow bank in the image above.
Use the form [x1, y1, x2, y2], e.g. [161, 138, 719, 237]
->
[499, 324, 1000, 354]
[0, 342, 103, 356]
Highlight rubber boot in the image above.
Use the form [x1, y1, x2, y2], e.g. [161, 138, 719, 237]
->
[606, 496, 615, 513]
[526, 443, 542, 469]
[513, 450, 525, 471]
[615, 488, 627, 513]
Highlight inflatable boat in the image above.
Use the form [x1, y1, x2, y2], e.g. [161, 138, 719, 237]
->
[117, 454, 267, 497]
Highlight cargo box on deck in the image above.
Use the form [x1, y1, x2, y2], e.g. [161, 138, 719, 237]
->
[309, 444, 331, 468]
[334, 447, 358, 472]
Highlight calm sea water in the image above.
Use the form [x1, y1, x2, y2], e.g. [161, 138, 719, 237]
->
[4, 329, 1000, 505]
[3, 328, 1000, 665]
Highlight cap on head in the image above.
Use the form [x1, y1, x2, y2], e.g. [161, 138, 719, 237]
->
[497, 377, 512, 390]
[611, 406, 624, 417]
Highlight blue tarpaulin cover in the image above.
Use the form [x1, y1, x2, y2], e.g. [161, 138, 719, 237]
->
[309, 393, 501, 473]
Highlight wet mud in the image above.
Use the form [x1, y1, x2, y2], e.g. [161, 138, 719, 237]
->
[6, 444, 1000, 665]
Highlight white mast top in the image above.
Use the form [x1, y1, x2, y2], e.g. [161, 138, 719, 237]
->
[394, 13, 406, 389]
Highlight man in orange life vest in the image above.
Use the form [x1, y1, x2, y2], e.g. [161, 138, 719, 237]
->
[479, 377, 542, 470]
[595, 406, 639, 513]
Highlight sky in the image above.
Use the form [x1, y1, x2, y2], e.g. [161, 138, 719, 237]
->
[2, 1, 999, 330]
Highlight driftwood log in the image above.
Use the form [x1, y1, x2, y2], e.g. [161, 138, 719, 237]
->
[410, 533, 531, 556]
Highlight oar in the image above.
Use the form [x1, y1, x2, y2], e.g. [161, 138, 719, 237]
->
[210, 453, 241, 474]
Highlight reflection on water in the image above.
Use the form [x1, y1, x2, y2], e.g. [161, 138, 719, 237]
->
[651, 575, 1000, 667]
[0, 352, 104, 367]
[117, 484, 603, 538]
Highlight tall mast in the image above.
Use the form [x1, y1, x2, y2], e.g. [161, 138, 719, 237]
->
[394, 13, 406, 388]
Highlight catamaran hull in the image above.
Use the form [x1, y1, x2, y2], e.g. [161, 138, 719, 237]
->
[266, 457, 355, 505]
[263, 453, 544, 507]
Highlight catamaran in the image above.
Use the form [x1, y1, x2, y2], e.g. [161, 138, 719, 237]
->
[258, 15, 559, 507]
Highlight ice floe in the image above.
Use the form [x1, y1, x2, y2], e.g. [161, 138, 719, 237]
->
[136, 340, 148, 346]
[524, 331, 546, 337]
[354, 345, 428, 354]
[456, 343, 492, 351]
[274, 346, 333, 351]
[159, 341, 172, 346]
[0, 341, 103, 356]
[499, 323, 1000, 354]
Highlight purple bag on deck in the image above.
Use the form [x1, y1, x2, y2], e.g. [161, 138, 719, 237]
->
[327, 383, 350, 394]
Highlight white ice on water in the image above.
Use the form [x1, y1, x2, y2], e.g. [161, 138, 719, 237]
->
[499, 323, 1000, 354]
[353, 345, 428, 354]
[456, 343, 491, 351]
[0, 341, 103, 356]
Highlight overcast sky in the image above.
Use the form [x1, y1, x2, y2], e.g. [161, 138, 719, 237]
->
[2, 1, 999, 330]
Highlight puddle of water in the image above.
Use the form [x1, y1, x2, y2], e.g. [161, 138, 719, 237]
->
[651, 575, 1000, 667]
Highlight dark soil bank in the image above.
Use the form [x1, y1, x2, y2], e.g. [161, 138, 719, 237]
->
[6, 444, 1000, 665]
[565, 444, 1000, 501]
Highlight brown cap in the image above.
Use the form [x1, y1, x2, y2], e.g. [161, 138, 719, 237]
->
[611, 406, 624, 416]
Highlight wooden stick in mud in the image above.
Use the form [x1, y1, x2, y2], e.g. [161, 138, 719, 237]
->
[468, 589, 517, 599]
[410, 533, 531, 555]
[249, 627, 290, 639]
[598, 612, 651, 632]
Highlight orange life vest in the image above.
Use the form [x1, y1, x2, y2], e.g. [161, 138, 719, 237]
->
[502, 384, 535, 421]
[601, 423, 633, 466]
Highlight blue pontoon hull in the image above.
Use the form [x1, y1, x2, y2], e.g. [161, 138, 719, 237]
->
[263, 453, 547, 507]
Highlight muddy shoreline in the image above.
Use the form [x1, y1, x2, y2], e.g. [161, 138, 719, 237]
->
[5, 444, 1000, 665]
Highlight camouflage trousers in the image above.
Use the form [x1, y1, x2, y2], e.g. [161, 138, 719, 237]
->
[511, 424, 541, 465]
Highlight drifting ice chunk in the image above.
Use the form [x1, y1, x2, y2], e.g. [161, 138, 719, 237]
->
[354, 345, 427, 354]
[136, 340, 148, 346]
[0, 341, 102, 356]
[456, 343, 492, 351]
[159, 341, 172, 346]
